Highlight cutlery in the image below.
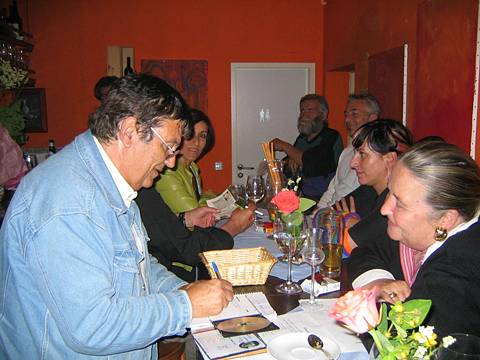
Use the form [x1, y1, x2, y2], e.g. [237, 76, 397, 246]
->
[307, 334, 334, 360]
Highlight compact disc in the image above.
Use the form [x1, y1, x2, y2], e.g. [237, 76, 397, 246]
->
[216, 316, 271, 333]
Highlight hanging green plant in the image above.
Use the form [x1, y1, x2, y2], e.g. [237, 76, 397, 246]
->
[0, 101, 27, 145]
[0, 59, 28, 90]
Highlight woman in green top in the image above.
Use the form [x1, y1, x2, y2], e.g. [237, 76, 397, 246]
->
[155, 108, 215, 213]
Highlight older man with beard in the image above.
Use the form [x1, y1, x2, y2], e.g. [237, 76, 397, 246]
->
[272, 94, 343, 199]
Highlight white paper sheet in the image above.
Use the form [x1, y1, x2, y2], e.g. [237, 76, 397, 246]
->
[195, 331, 266, 359]
[190, 292, 277, 333]
[257, 299, 366, 354]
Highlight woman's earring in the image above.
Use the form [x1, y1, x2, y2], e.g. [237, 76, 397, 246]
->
[434, 227, 448, 241]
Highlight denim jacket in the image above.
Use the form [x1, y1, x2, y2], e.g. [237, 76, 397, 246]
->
[0, 131, 192, 359]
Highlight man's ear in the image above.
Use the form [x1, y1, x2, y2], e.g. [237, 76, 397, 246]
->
[117, 117, 137, 147]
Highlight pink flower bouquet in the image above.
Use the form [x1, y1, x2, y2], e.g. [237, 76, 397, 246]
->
[329, 288, 455, 359]
[330, 287, 380, 334]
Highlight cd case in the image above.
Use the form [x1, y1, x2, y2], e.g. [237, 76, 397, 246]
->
[213, 315, 279, 338]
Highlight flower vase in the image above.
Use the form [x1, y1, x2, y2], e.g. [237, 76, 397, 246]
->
[274, 214, 306, 294]
[282, 218, 304, 257]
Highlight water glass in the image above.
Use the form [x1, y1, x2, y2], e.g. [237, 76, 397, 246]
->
[228, 184, 247, 207]
[273, 219, 307, 295]
[316, 208, 344, 278]
[246, 175, 265, 228]
[302, 227, 325, 308]
[24, 153, 38, 170]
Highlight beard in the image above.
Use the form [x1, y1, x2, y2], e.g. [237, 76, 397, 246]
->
[297, 115, 324, 136]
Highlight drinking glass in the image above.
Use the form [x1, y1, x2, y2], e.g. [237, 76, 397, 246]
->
[228, 184, 247, 207]
[24, 153, 38, 170]
[273, 219, 307, 294]
[436, 333, 480, 359]
[301, 227, 325, 309]
[246, 175, 265, 227]
[317, 208, 344, 278]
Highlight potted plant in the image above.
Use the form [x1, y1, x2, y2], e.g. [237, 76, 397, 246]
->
[0, 58, 29, 145]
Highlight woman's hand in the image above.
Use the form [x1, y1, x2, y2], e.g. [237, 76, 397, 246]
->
[335, 196, 360, 228]
[362, 279, 411, 304]
[335, 195, 356, 214]
[184, 206, 219, 228]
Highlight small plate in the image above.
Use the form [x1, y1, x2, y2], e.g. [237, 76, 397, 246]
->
[268, 332, 340, 360]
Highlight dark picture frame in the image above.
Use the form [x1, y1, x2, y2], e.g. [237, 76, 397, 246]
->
[19, 88, 48, 132]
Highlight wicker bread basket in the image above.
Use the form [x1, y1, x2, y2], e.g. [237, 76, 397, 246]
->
[199, 247, 277, 286]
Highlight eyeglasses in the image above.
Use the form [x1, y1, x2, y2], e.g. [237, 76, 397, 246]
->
[150, 127, 179, 159]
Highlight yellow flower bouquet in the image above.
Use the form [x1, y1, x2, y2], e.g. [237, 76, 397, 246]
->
[329, 288, 455, 359]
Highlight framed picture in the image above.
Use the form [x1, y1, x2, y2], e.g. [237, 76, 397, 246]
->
[19, 88, 48, 132]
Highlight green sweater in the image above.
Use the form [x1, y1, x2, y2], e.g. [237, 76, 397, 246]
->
[155, 158, 212, 214]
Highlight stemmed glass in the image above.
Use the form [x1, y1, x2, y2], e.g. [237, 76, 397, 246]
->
[246, 175, 265, 227]
[273, 219, 307, 294]
[228, 184, 247, 207]
[301, 227, 326, 310]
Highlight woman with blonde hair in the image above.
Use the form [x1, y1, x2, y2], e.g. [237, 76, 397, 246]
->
[349, 141, 480, 337]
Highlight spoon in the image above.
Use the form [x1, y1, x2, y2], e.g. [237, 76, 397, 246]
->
[307, 334, 334, 360]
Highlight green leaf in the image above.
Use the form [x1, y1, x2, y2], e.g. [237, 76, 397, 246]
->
[377, 303, 389, 333]
[399, 299, 432, 329]
[376, 331, 395, 353]
[0, 101, 26, 145]
[299, 197, 316, 212]
[391, 318, 408, 338]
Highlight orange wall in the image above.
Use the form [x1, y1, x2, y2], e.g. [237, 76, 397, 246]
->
[413, 0, 477, 152]
[324, 0, 419, 126]
[15, 0, 325, 192]
[324, 0, 479, 155]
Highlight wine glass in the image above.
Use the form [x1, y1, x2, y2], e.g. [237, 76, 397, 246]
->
[246, 175, 265, 228]
[228, 184, 247, 207]
[273, 220, 307, 294]
[301, 227, 325, 311]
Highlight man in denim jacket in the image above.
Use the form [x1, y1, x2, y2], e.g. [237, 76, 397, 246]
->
[0, 74, 233, 359]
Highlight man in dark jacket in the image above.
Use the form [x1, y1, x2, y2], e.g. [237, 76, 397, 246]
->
[137, 186, 254, 282]
[271, 94, 343, 200]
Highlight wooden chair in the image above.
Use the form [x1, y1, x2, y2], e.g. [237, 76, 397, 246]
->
[157, 341, 186, 360]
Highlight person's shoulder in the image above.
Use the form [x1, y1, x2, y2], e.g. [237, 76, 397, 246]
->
[447, 218, 480, 250]
[323, 126, 341, 137]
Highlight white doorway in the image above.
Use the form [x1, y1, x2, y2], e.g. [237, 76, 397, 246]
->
[231, 63, 315, 183]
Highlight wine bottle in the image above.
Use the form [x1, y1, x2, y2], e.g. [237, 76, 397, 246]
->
[0, 8, 8, 25]
[123, 57, 134, 75]
[48, 139, 56, 156]
[7, 0, 22, 30]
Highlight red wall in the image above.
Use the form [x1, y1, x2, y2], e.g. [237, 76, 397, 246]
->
[414, 0, 477, 151]
[324, 0, 479, 155]
[324, 0, 419, 127]
[13, 0, 325, 192]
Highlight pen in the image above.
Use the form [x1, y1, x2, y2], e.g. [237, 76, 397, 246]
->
[211, 261, 222, 279]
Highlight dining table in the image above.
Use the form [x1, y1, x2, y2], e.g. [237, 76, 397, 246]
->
[194, 213, 370, 360]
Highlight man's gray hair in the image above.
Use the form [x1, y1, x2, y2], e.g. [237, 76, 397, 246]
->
[300, 94, 329, 117]
[347, 93, 381, 115]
